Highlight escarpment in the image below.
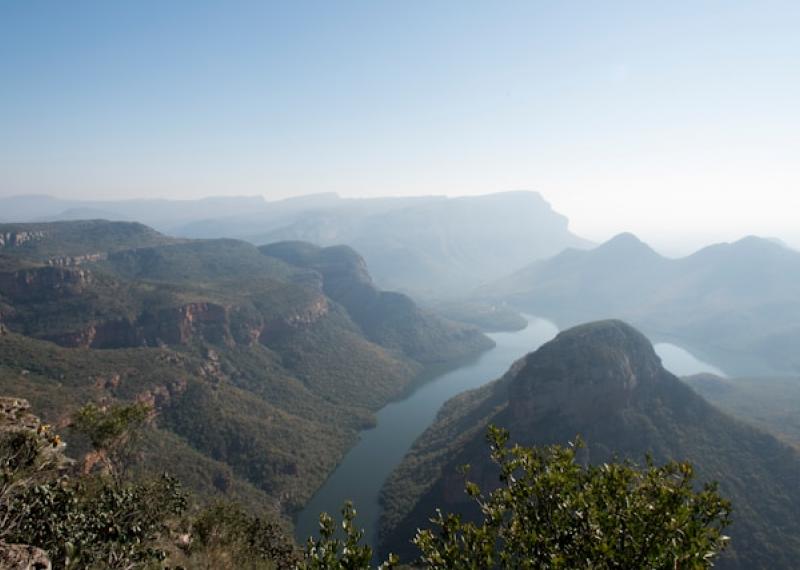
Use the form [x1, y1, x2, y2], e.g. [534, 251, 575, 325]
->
[40, 295, 331, 350]
[0, 230, 47, 249]
[0, 221, 493, 519]
[0, 266, 93, 300]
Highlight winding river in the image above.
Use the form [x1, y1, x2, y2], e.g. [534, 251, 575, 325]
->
[294, 317, 724, 550]
[295, 316, 559, 548]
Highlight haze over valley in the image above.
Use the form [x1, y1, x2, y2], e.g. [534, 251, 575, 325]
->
[2, 2, 800, 568]
[2, 194, 799, 568]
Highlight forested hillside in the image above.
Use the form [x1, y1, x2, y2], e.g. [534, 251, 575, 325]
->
[380, 321, 800, 569]
[0, 220, 491, 516]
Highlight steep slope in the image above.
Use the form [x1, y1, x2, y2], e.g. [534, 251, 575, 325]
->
[0, 220, 490, 517]
[260, 241, 493, 362]
[483, 233, 800, 375]
[380, 321, 800, 569]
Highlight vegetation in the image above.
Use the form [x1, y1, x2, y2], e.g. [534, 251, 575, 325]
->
[302, 502, 396, 570]
[0, 401, 187, 569]
[414, 426, 730, 569]
[0, 220, 174, 260]
[381, 321, 800, 569]
[261, 241, 493, 363]
[480, 232, 800, 375]
[10, 473, 186, 569]
[685, 373, 800, 447]
[71, 401, 152, 476]
[0, 398, 734, 570]
[0, 220, 491, 519]
[171, 501, 297, 569]
[0, 401, 299, 569]
[301, 427, 729, 570]
[428, 301, 527, 332]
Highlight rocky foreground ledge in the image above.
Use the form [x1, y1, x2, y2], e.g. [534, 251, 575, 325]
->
[0, 397, 57, 570]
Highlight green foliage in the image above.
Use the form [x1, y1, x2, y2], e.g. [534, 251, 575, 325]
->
[176, 501, 297, 569]
[0, 220, 172, 261]
[0, 428, 61, 496]
[261, 241, 493, 364]
[685, 374, 800, 447]
[71, 401, 151, 472]
[430, 301, 527, 333]
[302, 501, 397, 570]
[0, 400, 301, 570]
[9, 474, 187, 569]
[0, 404, 187, 569]
[413, 426, 731, 570]
[1, 221, 493, 524]
[0, 424, 65, 540]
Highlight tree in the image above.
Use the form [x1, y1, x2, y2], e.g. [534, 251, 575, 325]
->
[0, 419, 66, 541]
[10, 473, 186, 569]
[70, 401, 152, 478]
[413, 426, 731, 570]
[176, 500, 299, 569]
[302, 501, 398, 570]
[0, 401, 187, 569]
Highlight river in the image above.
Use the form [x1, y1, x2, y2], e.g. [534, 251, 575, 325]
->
[294, 315, 559, 548]
[294, 318, 724, 550]
[653, 342, 727, 378]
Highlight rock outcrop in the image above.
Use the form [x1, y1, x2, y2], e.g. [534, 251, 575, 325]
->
[0, 231, 46, 249]
[0, 267, 92, 300]
[47, 252, 107, 267]
[42, 295, 330, 350]
[0, 543, 51, 570]
[261, 241, 493, 362]
[0, 397, 71, 468]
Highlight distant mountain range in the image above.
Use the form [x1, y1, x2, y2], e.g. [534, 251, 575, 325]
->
[379, 320, 800, 569]
[0, 220, 491, 517]
[480, 232, 800, 375]
[0, 191, 591, 298]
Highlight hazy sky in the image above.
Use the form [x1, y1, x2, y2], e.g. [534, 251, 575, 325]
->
[2, 1, 799, 249]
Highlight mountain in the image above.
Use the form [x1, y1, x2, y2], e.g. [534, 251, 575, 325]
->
[0, 220, 491, 517]
[0, 194, 270, 232]
[481, 233, 800, 375]
[261, 241, 492, 363]
[251, 191, 591, 298]
[0, 191, 591, 300]
[379, 320, 800, 568]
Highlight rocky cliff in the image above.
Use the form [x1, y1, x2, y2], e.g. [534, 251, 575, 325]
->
[0, 221, 493, 520]
[0, 231, 46, 249]
[261, 241, 494, 362]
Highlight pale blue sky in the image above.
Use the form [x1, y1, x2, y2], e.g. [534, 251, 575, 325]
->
[1, 1, 799, 248]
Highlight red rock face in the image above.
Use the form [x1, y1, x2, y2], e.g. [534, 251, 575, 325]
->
[41, 293, 331, 350]
[136, 376, 188, 411]
[0, 266, 92, 300]
[162, 302, 232, 346]
[258, 295, 330, 344]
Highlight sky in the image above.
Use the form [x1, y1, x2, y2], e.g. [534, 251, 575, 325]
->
[1, 1, 800, 251]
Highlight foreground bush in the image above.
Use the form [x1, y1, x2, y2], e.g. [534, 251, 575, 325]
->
[308, 426, 731, 570]
[0, 400, 731, 569]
